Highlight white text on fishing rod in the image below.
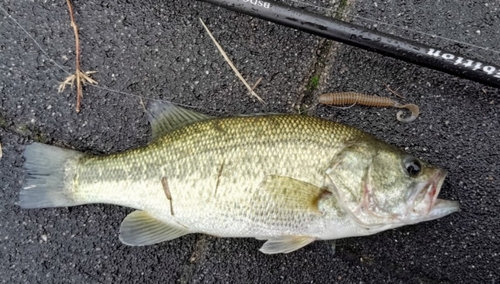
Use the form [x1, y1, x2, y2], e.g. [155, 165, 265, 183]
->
[428, 49, 500, 78]
[242, 0, 271, 9]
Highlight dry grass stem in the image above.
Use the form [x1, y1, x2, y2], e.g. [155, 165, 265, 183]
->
[139, 97, 146, 111]
[384, 84, 404, 99]
[251, 77, 263, 93]
[199, 18, 264, 104]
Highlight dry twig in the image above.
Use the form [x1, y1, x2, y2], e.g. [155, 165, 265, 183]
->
[59, 0, 97, 112]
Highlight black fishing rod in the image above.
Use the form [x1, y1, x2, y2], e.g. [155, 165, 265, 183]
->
[197, 0, 500, 89]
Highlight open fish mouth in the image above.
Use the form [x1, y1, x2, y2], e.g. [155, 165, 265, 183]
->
[407, 169, 460, 223]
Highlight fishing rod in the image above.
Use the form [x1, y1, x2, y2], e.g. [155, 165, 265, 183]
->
[197, 0, 500, 89]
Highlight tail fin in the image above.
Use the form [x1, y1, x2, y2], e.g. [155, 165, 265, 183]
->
[20, 143, 84, 208]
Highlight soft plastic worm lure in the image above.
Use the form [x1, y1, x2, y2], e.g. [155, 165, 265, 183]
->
[318, 92, 420, 122]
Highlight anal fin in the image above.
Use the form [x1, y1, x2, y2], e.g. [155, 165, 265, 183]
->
[119, 210, 189, 246]
[259, 236, 315, 254]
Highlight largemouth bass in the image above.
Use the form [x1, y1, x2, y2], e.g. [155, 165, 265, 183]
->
[20, 103, 459, 254]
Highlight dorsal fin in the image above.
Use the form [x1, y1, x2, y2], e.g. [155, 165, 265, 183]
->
[147, 102, 213, 140]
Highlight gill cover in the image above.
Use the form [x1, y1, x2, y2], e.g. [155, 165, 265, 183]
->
[325, 140, 420, 230]
[325, 141, 388, 229]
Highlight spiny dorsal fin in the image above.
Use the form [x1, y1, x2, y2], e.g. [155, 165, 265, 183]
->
[119, 210, 189, 246]
[147, 102, 213, 140]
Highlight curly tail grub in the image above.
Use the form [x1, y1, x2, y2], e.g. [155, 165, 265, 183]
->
[318, 92, 419, 122]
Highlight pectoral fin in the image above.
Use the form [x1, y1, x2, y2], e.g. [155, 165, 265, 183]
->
[119, 210, 189, 246]
[259, 236, 315, 254]
[259, 175, 331, 213]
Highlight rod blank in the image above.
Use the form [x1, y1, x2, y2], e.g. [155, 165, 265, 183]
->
[198, 0, 500, 89]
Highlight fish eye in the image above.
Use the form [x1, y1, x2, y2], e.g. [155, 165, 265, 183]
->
[404, 156, 422, 177]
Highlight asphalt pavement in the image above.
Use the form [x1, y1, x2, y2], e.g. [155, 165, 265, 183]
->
[0, 0, 499, 283]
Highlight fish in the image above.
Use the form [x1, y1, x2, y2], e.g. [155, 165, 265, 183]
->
[19, 102, 459, 254]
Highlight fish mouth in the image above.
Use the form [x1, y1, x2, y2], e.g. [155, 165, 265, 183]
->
[326, 166, 459, 230]
[407, 169, 460, 222]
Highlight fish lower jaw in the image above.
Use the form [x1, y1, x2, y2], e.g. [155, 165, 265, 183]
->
[398, 199, 460, 226]
[334, 197, 459, 234]
[428, 199, 460, 217]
